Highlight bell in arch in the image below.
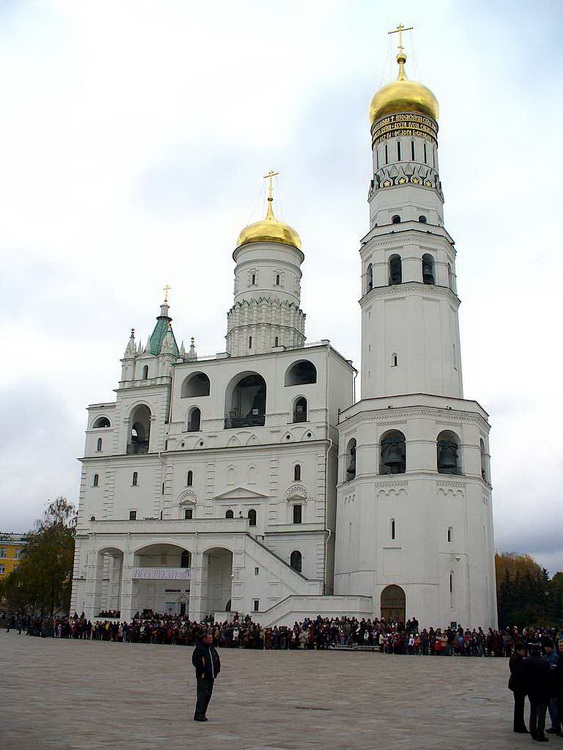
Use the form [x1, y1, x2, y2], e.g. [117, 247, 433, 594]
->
[438, 440, 458, 471]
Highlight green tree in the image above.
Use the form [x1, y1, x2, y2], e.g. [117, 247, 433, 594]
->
[0, 497, 76, 616]
[495, 552, 558, 628]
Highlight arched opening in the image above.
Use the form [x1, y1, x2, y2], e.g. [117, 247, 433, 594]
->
[380, 584, 406, 623]
[480, 439, 488, 481]
[133, 543, 192, 616]
[380, 430, 406, 475]
[187, 407, 201, 432]
[346, 438, 357, 481]
[294, 464, 301, 481]
[142, 365, 149, 380]
[389, 254, 402, 285]
[390, 518, 396, 540]
[285, 360, 317, 386]
[391, 353, 398, 367]
[293, 397, 307, 423]
[93, 474, 99, 487]
[96, 437, 102, 452]
[248, 509, 257, 527]
[422, 254, 435, 285]
[419, 215, 427, 223]
[366, 263, 373, 292]
[93, 417, 110, 428]
[181, 372, 210, 398]
[186, 470, 193, 487]
[391, 214, 401, 224]
[128, 404, 151, 454]
[225, 509, 234, 519]
[132, 471, 138, 486]
[92, 547, 124, 618]
[225, 372, 266, 428]
[437, 430, 462, 475]
[290, 550, 302, 573]
[202, 547, 233, 617]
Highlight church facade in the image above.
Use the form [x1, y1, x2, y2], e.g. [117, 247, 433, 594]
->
[71, 42, 497, 629]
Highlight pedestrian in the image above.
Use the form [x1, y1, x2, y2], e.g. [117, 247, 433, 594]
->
[191, 631, 221, 722]
[522, 642, 552, 742]
[508, 643, 528, 733]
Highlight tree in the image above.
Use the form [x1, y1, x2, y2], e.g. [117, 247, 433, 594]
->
[495, 552, 559, 629]
[0, 497, 76, 616]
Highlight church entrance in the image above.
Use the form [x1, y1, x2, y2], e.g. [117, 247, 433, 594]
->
[381, 584, 406, 623]
[202, 547, 233, 617]
[132, 543, 191, 616]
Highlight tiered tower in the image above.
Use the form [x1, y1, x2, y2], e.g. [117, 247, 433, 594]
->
[334, 28, 497, 629]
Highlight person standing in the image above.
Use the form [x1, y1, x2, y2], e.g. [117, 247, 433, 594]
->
[522, 643, 552, 742]
[509, 644, 528, 733]
[192, 631, 221, 722]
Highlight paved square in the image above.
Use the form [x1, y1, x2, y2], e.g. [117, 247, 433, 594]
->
[0, 632, 531, 749]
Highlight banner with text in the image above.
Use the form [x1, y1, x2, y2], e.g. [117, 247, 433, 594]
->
[133, 567, 191, 580]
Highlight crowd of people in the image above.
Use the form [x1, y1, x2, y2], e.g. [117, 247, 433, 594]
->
[2, 610, 562, 659]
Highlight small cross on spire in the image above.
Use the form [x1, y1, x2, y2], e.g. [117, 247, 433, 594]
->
[263, 169, 279, 202]
[388, 23, 413, 54]
[163, 284, 171, 304]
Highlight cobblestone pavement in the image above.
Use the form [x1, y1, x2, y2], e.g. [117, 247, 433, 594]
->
[0, 631, 547, 750]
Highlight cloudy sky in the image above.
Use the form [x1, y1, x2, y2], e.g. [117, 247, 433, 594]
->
[1, 0, 562, 571]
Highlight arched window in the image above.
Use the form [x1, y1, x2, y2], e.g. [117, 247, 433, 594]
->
[447, 527, 453, 543]
[96, 437, 102, 452]
[248, 509, 257, 527]
[346, 438, 357, 481]
[285, 361, 317, 386]
[293, 397, 307, 423]
[275, 273, 280, 285]
[142, 365, 149, 380]
[225, 372, 267, 428]
[186, 470, 193, 487]
[419, 215, 427, 223]
[391, 518, 396, 540]
[391, 214, 401, 224]
[290, 550, 302, 573]
[93, 474, 99, 487]
[274, 336, 279, 347]
[293, 504, 302, 524]
[448, 263, 454, 291]
[480, 439, 488, 481]
[449, 571, 454, 607]
[366, 263, 373, 292]
[422, 254, 435, 285]
[225, 509, 234, 519]
[294, 464, 301, 481]
[380, 430, 406, 475]
[93, 417, 110, 428]
[181, 372, 210, 398]
[437, 430, 462, 475]
[132, 471, 138, 486]
[391, 353, 398, 367]
[128, 404, 151, 455]
[180, 550, 191, 568]
[389, 254, 402, 285]
[188, 407, 201, 432]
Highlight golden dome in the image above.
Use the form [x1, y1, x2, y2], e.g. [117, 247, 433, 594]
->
[369, 52, 439, 125]
[237, 197, 301, 250]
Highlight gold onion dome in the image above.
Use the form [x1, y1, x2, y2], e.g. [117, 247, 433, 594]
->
[369, 51, 439, 124]
[237, 196, 301, 250]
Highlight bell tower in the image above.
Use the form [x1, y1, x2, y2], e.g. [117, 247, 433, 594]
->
[334, 27, 497, 630]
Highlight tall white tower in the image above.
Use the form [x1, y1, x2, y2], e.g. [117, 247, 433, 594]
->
[334, 31, 497, 629]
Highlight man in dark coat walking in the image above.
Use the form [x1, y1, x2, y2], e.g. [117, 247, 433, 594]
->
[509, 644, 528, 733]
[192, 632, 221, 722]
[522, 643, 552, 742]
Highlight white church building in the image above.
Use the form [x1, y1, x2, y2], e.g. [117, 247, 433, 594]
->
[71, 38, 497, 630]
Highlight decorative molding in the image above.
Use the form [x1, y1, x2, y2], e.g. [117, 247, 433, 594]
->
[375, 483, 408, 497]
[437, 483, 465, 498]
[213, 486, 269, 501]
[343, 492, 355, 504]
[177, 490, 198, 506]
[284, 484, 309, 503]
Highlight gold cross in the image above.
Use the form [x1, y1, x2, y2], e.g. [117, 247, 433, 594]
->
[388, 23, 413, 54]
[263, 169, 279, 201]
[163, 284, 171, 304]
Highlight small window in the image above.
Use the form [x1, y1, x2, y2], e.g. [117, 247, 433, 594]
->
[248, 336, 252, 349]
[132, 471, 138, 486]
[96, 437, 102, 452]
[251, 273, 256, 285]
[391, 353, 398, 367]
[419, 215, 427, 223]
[294, 464, 301, 481]
[129, 510, 137, 520]
[293, 504, 302, 524]
[254, 567, 259, 576]
[447, 527, 453, 543]
[93, 417, 110, 428]
[93, 474, 99, 487]
[423, 142, 427, 164]
[181, 551, 191, 567]
[480, 439, 487, 481]
[142, 365, 149, 380]
[397, 140, 401, 161]
[188, 407, 201, 432]
[274, 336, 279, 347]
[275, 274, 280, 285]
[385, 144, 388, 164]
[0, 565, 4, 574]
[161, 482, 165, 495]
[391, 215, 401, 224]
[391, 518, 396, 540]
[346, 439, 357, 481]
[293, 397, 307, 423]
[253, 599, 259, 612]
[411, 140, 415, 160]
[248, 509, 257, 527]
[184, 508, 193, 520]
[290, 550, 302, 573]
[226, 509, 234, 519]
[366, 263, 373, 292]
[187, 470, 193, 487]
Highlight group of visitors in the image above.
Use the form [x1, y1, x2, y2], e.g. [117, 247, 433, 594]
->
[2, 610, 561, 660]
[509, 637, 563, 742]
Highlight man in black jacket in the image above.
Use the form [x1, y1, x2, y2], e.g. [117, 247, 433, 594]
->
[192, 632, 221, 722]
[522, 643, 552, 742]
[509, 644, 528, 733]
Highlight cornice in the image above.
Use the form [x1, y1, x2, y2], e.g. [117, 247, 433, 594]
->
[361, 281, 460, 305]
[339, 405, 489, 430]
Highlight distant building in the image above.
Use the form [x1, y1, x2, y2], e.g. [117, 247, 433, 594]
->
[0, 535, 27, 580]
[71, 35, 497, 629]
